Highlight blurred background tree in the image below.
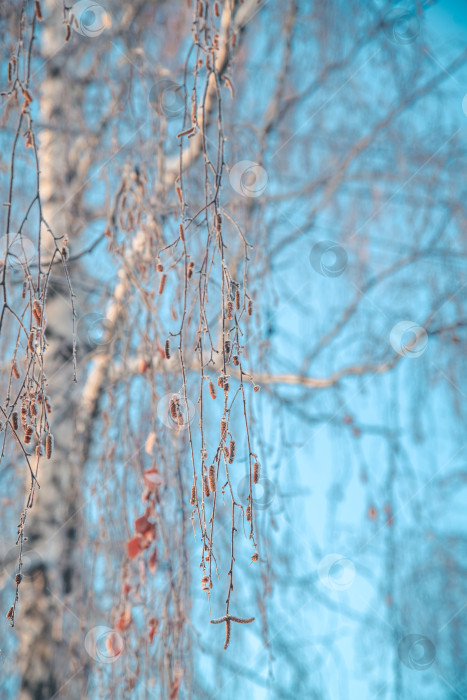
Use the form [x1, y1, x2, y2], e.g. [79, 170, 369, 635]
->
[0, 0, 466, 698]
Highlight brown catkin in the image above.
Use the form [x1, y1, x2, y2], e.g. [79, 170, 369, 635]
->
[220, 419, 227, 439]
[169, 397, 179, 419]
[208, 381, 216, 399]
[157, 263, 163, 272]
[214, 1, 219, 17]
[158, 273, 167, 295]
[24, 426, 33, 444]
[22, 88, 33, 103]
[30, 401, 37, 417]
[232, 355, 239, 366]
[217, 376, 224, 388]
[203, 476, 210, 498]
[208, 464, 216, 492]
[229, 440, 236, 464]
[28, 331, 35, 353]
[248, 299, 253, 316]
[187, 261, 194, 279]
[235, 289, 240, 310]
[216, 213, 222, 231]
[224, 340, 231, 354]
[65, 24, 71, 41]
[253, 461, 260, 483]
[223, 382, 229, 393]
[165, 338, 171, 359]
[46, 434, 53, 459]
[190, 484, 196, 505]
[22, 282, 26, 299]
[34, 0, 42, 20]
[12, 412, 18, 430]
[224, 619, 231, 650]
[179, 223, 185, 242]
[246, 505, 252, 522]
[33, 300, 42, 323]
[11, 361, 20, 379]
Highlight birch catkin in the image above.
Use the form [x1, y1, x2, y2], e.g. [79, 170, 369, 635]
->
[46, 434, 53, 459]
[158, 274, 167, 295]
[228, 440, 235, 463]
[253, 461, 260, 484]
[32, 300, 42, 325]
[208, 464, 216, 492]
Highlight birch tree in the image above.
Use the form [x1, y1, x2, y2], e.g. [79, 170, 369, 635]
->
[1, 1, 466, 698]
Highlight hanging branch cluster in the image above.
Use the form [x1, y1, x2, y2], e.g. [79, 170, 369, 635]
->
[173, 0, 260, 639]
[1, 1, 75, 627]
[98, 0, 262, 660]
